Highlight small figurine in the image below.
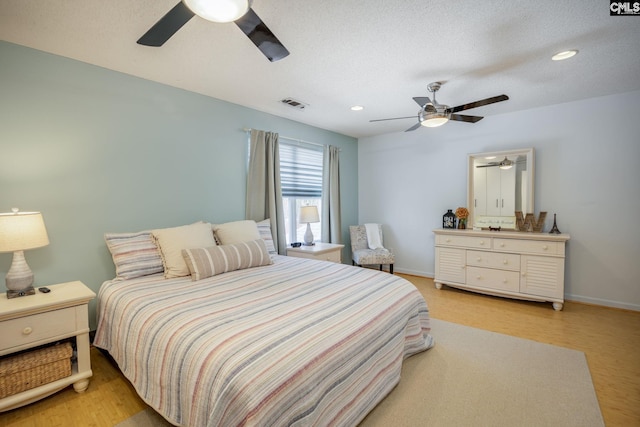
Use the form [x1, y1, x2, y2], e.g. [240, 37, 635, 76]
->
[549, 214, 561, 234]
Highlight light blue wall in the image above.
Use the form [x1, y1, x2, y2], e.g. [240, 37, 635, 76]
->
[0, 42, 358, 326]
[358, 90, 640, 311]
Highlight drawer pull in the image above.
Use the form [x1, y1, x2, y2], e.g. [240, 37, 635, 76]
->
[477, 257, 482, 262]
[503, 259, 508, 265]
[502, 279, 508, 284]
[480, 241, 485, 245]
[499, 243, 505, 248]
[476, 276, 482, 280]
[22, 327, 33, 335]
[542, 245, 549, 250]
[445, 239, 451, 243]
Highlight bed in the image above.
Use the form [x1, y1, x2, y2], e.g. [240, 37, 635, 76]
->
[94, 222, 433, 427]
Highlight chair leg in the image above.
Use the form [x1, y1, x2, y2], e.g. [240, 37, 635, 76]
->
[389, 264, 393, 274]
[352, 260, 355, 266]
[379, 265, 383, 271]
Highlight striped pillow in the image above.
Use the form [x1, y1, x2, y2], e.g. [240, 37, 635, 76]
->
[256, 219, 277, 254]
[182, 239, 272, 281]
[104, 231, 164, 279]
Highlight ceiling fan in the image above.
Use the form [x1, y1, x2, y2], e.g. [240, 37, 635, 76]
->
[370, 82, 509, 132]
[475, 156, 524, 169]
[137, 0, 290, 62]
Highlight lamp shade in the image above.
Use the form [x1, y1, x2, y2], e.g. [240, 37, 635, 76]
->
[299, 205, 320, 224]
[0, 210, 50, 253]
[183, 0, 250, 23]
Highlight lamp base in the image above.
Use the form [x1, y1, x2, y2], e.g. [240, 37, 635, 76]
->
[303, 223, 315, 246]
[6, 286, 36, 299]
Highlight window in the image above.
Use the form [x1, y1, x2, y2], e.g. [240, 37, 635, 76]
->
[279, 141, 323, 244]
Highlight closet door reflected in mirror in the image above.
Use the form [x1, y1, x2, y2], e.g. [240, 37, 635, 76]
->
[468, 148, 534, 229]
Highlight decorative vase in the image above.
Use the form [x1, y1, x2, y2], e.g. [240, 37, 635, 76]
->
[443, 209, 456, 229]
[457, 219, 467, 229]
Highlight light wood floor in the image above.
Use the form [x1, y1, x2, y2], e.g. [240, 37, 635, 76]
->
[2, 274, 639, 426]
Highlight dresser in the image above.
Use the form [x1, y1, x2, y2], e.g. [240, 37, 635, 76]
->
[0, 281, 96, 411]
[433, 229, 570, 310]
[286, 242, 344, 263]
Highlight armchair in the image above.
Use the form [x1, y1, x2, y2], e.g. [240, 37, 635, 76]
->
[349, 224, 394, 274]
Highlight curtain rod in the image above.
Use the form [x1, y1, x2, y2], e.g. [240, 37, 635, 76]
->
[242, 128, 331, 149]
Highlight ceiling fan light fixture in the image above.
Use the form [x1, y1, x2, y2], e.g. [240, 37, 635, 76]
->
[420, 107, 450, 128]
[183, 0, 250, 23]
[421, 116, 449, 128]
[552, 49, 578, 61]
[499, 157, 514, 169]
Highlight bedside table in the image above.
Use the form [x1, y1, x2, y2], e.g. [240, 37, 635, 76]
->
[0, 281, 96, 411]
[286, 242, 344, 263]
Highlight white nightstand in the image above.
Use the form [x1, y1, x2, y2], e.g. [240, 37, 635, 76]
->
[286, 242, 344, 263]
[0, 281, 96, 411]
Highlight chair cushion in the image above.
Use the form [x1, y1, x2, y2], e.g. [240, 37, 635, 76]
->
[352, 248, 395, 265]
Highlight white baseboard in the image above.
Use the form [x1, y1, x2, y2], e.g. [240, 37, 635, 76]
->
[565, 293, 640, 312]
[393, 268, 434, 278]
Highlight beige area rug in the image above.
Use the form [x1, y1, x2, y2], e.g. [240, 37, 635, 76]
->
[116, 319, 604, 427]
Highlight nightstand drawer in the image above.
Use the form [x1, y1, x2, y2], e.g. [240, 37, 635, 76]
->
[0, 307, 76, 351]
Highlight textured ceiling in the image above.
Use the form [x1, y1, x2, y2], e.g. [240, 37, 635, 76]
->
[1, 0, 639, 138]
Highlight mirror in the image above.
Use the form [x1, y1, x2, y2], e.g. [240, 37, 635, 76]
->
[467, 148, 535, 229]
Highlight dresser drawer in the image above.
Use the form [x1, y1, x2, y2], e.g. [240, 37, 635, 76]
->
[467, 250, 520, 271]
[493, 238, 563, 256]
[436, 234, 490, 249]
[467, 267, 520, 292]
[0, 307, 77, 351]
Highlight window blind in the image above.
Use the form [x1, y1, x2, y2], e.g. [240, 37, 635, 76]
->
[279, 142, 323, 198]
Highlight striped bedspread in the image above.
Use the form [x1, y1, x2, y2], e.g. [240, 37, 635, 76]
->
[93, 255, 433, 426]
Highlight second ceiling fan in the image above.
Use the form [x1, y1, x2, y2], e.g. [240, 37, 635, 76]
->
[137, 0, 290, 62]
[371, 82, 509, 132]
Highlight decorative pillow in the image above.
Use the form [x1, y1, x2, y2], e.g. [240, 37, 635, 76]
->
[256, 219, 277, 254]
[182, 239, 272, 281]
[213, 220, 261, 245]
[152, 222, 217, 278]
[104, 231, 164, 280]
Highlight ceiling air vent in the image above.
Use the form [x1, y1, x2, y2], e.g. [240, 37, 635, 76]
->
[280, 98, 309, 111]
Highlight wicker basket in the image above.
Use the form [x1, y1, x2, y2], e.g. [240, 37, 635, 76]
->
[0, 342, 73, 399]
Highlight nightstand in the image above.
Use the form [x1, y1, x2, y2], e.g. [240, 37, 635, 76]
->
[0, 281, 96, 411]
[286, 242, 344, 263]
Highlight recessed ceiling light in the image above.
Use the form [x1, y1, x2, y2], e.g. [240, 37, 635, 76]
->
[350, 105, 364, 111]
[552, 50, 578, 61]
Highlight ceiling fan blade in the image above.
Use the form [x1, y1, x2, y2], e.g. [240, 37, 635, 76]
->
[476, 164, 500, 168]
[413, 97, 431, 107]
[449, 94, 509, 113]
[369, 116, 417, 122]
[137, 2, 195, 47]
[405, 122, 422, 132]
[235, 8, 290, 62]
[450, 114, 484, 123]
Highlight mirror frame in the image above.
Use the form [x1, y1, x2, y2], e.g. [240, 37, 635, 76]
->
[467, 148, 535, 230]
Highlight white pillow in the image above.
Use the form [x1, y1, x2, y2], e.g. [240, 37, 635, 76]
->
[152, 222, 216, 278]
[213, 220, 261, 245]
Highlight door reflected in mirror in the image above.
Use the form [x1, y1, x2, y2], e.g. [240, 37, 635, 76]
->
[468, 148, 534, 229]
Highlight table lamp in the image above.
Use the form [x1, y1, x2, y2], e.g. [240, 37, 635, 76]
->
[299, 205, 319, 246]
[0, 208, 50, 298]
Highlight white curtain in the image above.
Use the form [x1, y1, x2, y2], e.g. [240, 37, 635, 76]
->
[245, 130, 286, 254]
[321, 145, 342, 243]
